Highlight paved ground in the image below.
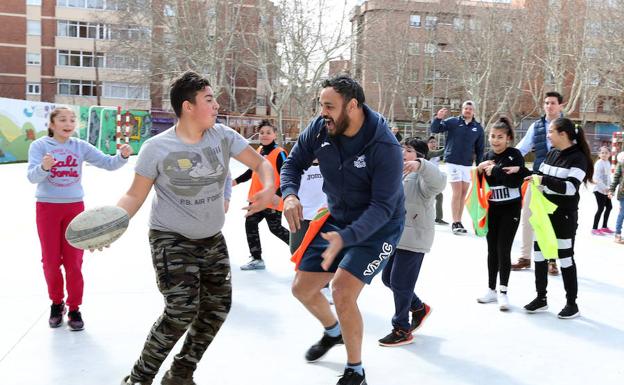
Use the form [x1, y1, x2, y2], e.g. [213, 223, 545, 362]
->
[1, 158, 622, 385]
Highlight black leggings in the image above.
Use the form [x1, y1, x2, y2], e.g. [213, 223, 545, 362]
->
[593, 191, 612, 229]
[245, 209, 290, 259]
[486, 202, 521, 290]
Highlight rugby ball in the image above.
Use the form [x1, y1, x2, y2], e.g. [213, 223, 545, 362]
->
[65, 206, 130, 250]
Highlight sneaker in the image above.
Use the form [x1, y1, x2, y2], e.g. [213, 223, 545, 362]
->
[548, 261, 559, 276]
[435, 219, 449, 225]
[616, 235, 624, 244]
[498, 293, 510, 311]
[48, 302, 66, 328]
[477, 289, 497, 304]
[67, 309, 84, 331]
[161, 370, 197, 385]
[305, 333, 344, 362]
[240, 258, 265, 270]
[524, 296, 548, 313]
[557, 303, 580, 319]
[511, 258, 531, 270]
[321, 286, 334, 305]
[600, 227, 614, 234]
[337, 368, 367, 385]
[452, 222, 467, 235]
[378, 328, 413, 347]
[591, 229, 603, 235]
[121, 376, 152, 385]
[410, 303, 432, 332]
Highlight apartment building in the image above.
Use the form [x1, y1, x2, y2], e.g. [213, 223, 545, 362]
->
[0, 0, 276, 115]
[350, 0, 621, 141]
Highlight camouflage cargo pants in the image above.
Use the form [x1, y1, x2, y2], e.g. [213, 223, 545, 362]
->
[129, 229, 232, 383]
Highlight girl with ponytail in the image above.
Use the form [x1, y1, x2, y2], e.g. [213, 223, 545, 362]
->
[475, 117, 531, 310]
[523, 117, 591, 319]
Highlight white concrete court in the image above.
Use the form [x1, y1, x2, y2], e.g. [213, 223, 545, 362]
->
[0, 157, 622, 385]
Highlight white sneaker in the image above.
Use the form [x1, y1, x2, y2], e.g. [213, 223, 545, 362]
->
[498, 293, 510, 311]
[477, 289, 497, 303]
[240, 258, 266, 270]
[321, 287, 334, 305]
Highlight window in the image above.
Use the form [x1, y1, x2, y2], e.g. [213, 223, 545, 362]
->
[422, 98, 432, 109]
[27, 20, 41, 36]
[408, 43, 420, 56]
[57, 50, 104, 67]
[451, 99, 461, 109]
[584, 47, 598, 59]
[103, 82, 149, 99]
[27, 0, 42, 5]
[57, 0, 122, 10]
[256, 96, 266, 107]
[57, 79, 100, 96]
[453, 17, 464, 30]
[26, 83, 41, 95]
[113, 26, 150, 40]
[408, 96, 417, 105]
[164, 4, 176, 17]
[587, 72, 600, 86]
[425, 43, 437, 55]
[425, 16, 438, 29]
[106, 54, 145, 70]
[27, 53, 41, 65]
[409, 67, 419, 82]
[58, 20, 110, 39]
[502, 21, 513, 33]
[409, 15, 421, 27]
[580, 98, 595, 112]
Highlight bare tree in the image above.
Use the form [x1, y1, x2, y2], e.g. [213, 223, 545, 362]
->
[248, 0, 351, 140]
[104, 0, 255, 113]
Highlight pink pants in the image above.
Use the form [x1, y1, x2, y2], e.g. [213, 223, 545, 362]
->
[36, 202, 85, 311]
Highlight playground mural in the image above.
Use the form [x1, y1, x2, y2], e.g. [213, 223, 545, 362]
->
[0, 97, 152, 163]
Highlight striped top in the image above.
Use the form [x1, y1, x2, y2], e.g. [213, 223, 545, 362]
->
[538, 144, 588, 211]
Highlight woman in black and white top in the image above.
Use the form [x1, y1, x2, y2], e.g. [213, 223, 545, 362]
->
[476, 117, 531, 311]
[523, 117, 593, 319]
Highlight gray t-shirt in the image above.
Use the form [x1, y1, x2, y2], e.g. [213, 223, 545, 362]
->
[135, 124, 248, 239]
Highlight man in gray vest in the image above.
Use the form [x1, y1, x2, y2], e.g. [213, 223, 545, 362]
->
[512, 91, 564, 276]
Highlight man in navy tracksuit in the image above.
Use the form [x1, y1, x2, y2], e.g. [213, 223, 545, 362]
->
[430, 102, 484, 234]
[281, 75, 404, 385]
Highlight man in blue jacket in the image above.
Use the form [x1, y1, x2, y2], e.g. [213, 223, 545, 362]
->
[281, 75, 404, 385]
[430, 101, 484, 234]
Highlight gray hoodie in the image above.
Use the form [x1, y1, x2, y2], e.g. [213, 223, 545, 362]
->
[397, 159, 447, 253]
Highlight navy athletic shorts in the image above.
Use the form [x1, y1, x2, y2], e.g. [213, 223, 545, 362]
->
[298, 217, 404, 284]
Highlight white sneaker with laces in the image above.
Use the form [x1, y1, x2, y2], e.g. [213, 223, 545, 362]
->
[498, 293, 510, 311]
[240, 258, 266, 270]
[477, 289, 497, 304]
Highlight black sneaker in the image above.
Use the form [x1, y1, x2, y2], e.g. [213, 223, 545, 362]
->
[557, 303, 580, 319]
[410, 303, 432, 332]
[337, 368, 367, 385]
[452, 222, 466, 235]
[435, 219, 449, 225]
[378, 328, 414, 347]
[68, 309, 84, 331]
[305, 333, 344, 362]
[49, 302, 65, 328]
[524, 297, 548, 313]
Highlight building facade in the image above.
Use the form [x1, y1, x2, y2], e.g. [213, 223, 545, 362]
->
[0, 0, 276, 116]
